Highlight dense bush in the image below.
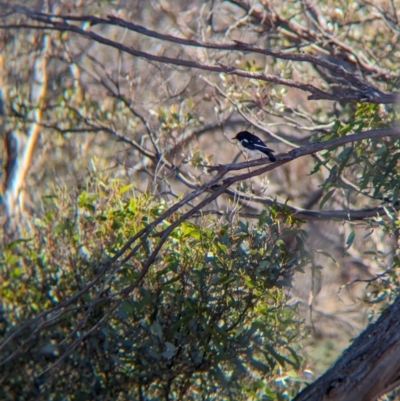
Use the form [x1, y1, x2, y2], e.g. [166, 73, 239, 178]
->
[1, 181, 310, 400]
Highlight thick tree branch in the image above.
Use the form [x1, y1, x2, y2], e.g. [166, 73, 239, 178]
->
[206, 126, 400, 172]
[293, 293, 400, 401]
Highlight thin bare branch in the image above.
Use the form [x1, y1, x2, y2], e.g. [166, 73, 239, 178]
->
[208, 189, 400, 221]
[1, 3, 399, 104]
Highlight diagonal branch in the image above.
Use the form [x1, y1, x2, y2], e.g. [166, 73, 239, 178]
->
[206, 126, 400, 172]
[2, 123, 399, 369]
[32, 126, 400, 378]
[1, 3, 399, 104]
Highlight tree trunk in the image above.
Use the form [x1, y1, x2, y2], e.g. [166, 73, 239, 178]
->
[2, 33, 50, 238]
[294, 295, 400, 401]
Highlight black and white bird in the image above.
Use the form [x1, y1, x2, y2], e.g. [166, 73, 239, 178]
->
[232, 131, 276, 162]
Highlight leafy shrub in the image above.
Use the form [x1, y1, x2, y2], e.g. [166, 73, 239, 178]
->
[1, 182, 310, 400]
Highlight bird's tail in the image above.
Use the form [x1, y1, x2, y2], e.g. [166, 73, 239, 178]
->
[262, 148, 276, 162]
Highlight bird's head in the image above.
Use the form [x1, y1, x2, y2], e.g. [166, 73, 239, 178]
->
[232, 131, 250, 140]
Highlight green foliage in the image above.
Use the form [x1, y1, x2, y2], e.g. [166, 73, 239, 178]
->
[312, 103, 400, 205]
[3, 1, 400, 398]
[0, 183, 310, 400]
[360, 215, 400, 308]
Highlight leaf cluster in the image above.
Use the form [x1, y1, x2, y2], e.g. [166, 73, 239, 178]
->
[1, 182, 310, 400]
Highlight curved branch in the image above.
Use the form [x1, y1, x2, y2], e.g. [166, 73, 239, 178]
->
[1, 3, 399, 104]
[7, 9, 372, 90]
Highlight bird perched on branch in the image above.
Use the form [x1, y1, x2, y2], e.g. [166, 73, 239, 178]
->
[232, 131, 276, 162]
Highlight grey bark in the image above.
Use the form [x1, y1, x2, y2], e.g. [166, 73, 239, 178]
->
[294, 295, 400, 401]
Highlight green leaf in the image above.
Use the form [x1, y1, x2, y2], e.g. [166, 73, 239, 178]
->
[119, 300, 135, 318]
[315, 249, 337, 265]
[213, 276, 236, 286]
[338, 147, 353, 174]
[312, 268, 322, 297]
[162, 276, 181, 286]
[6, 255, 18, 265]
[383, 206, 395, 220]
[339, 123, 353, 136]
[111, 219, 123, 229]
[263, 344, 293, 367]
[5, 238, 32, 250]
[319, 189, 335, 210]
[286, 346, 302, 369]
[238, 220, 248, 233]
[345, 231, 355, 250]
[258, 209, 268, 226]
[295, 235, 305, 253]
[150, 321, 163, 340]
[157, 261, 179, 275]
[249, 358, 270, 373]
[119, 184, 133, 194]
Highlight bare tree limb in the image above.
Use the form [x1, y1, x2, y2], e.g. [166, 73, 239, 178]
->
[228, 0, 396, 80]
[1, 3, 399, 104]
[7, 10, 372, 89]
[293, 293, 400, 401]
[206, 188, 400, 221]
